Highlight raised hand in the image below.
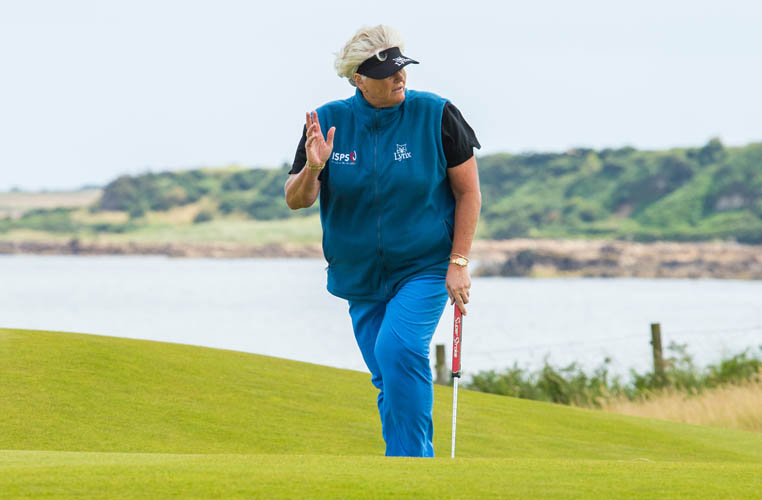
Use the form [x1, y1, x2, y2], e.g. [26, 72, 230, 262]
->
[305, 110, 336, 167]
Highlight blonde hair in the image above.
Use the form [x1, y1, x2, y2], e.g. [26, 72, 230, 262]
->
[334, 25, 405, 87]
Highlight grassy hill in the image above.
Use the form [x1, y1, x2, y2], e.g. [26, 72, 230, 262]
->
[476, 139, 762, 242]
[2, 327, 762, 498]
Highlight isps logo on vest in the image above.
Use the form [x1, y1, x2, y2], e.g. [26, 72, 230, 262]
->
[394, 144, 412, 162]
[331, 151, 357, 166]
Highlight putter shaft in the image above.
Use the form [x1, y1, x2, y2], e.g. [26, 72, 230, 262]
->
[451, 305, 463, 458]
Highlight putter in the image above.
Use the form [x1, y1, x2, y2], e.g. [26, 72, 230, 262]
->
[451, 304, 463, 458]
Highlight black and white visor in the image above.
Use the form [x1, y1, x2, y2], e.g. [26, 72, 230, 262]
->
[356, 47, 419, 79]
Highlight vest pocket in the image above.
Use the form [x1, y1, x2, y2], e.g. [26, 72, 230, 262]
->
[327, 259, 381, 297]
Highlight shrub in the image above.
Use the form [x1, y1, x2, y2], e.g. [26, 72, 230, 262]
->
[193, 209, 214, 224]
[14, 208, 80, 233]
[467, 343, 762, 408]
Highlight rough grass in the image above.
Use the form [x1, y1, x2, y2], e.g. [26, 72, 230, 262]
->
[0, 189, 101, 218]
[0, 228, 75, 242]
[98, 214, 323, 244]
[2, 327, 762, 498]
[69, 208, 130, 224]
[0, 214, 323, 245]
[604, 377, 762, 433]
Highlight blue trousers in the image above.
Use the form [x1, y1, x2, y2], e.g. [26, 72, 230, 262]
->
[348, 275, 449, 457]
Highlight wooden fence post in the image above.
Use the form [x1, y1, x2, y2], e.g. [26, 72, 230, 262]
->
[650, 322, 666, 386]
[435, 344, 449, 385]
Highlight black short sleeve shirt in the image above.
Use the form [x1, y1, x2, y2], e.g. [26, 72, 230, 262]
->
[289, 101, 480, 180]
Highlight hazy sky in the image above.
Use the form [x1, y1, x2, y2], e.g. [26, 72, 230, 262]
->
[1, 0, 760, 191]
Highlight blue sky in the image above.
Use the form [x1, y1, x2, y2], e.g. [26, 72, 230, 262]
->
[1, 0, 760, 191]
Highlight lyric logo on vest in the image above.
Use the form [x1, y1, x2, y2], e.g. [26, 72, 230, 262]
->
[394, 144, 412, 162]
[331, 151, 357, 166]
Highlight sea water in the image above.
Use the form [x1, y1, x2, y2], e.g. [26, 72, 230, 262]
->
[2, 255, 761, 378]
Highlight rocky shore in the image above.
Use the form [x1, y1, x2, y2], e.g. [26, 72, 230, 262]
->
[470, 239, 762, 279]
[0, 239, 323, 259]
[2, 237, 761, 279]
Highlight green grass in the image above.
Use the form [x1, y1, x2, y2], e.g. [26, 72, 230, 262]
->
[97, 214, 323, 244]
[2, 327, 762, 498]
[4, 452, 762, 499]
[0, 214, 324, 245]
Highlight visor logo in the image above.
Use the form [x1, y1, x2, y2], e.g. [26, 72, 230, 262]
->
[394, 144, 412, 162]
[393, 56, 412, 66]
[331, 150, 358, 165]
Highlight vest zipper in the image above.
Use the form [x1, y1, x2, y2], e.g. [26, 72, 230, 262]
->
[372, 111, 388, 296]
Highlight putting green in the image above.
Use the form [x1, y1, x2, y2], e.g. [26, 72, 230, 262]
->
[2, 328, 761, 498]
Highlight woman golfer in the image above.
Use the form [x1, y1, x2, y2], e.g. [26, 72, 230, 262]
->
[285, 25, 481, 457]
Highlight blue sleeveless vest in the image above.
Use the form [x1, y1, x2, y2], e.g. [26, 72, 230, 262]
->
[316, 88, 454, 301]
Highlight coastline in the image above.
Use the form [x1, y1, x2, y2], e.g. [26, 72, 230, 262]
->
[0, 239, 323, 259]
[470, 239, 762, 279]
[2, 237, 761, 279]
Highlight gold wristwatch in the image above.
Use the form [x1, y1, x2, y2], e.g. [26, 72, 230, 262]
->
[450, 254, 469, 267]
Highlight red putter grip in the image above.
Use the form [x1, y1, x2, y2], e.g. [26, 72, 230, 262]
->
[452, 305, 463, 377]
